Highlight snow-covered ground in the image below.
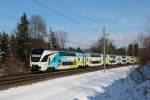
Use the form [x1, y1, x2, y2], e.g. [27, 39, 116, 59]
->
[0, 66, 150, 100]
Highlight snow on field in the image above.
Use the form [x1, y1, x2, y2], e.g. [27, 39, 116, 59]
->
[0, 66, 149, 100]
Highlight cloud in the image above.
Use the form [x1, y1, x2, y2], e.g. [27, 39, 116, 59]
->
[66, 32, 138, 49]
[110, 32, 138, 47]
[67, 36, 98, 48]
[117, 17, 143, 28]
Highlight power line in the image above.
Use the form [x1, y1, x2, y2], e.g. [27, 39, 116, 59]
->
[0, 13, 18, 31]
[31, 0, 99, 32]
[0, 25, 16, 32]
[53, 0, 97, 24]
[0, 13, 18, 32]
[0, 25, 14, 29]
[0, 27, 14, 32]
[0, 13, 19, 21]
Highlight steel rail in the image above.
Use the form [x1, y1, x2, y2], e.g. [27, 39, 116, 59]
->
[0, 64, 133, 90]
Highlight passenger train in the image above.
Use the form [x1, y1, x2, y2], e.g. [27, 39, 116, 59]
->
[30, 48, 137, 72]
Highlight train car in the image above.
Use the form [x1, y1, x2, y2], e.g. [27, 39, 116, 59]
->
[83, 53, 91, 67]
[126, 56, 130, 64]
[57, 51, 85, 70]
[132, 56, 137, 64]
[127, 56, 134, 64]
[30, 49, 104, 72]
[116, 55, 122, 65]
[89, 53, 103, 67]
[125, 56, 138, 64]
[129, 56, 134, 64]
[109, 55, 118, 65]
[30, 48, 57, 71]
[30, 49, 85, 71]
[120, 56, 127, 64]
[101, 54, 111, 65]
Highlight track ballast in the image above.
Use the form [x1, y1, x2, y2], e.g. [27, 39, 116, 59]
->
[0, 64, 134, 90]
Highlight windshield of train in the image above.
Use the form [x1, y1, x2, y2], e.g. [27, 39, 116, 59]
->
[31, 49, 45, 62]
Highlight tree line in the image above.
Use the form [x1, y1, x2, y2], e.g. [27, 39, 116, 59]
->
[90, 37, 139, 56]
[0, 13, 69, 73]
[0, 13, 85, 74]
[0, 13, 149, 75]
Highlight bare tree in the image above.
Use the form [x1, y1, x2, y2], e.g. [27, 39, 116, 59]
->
[28, 15, 48, 49]
[56, 30, 68, 49]
[138, 34, 145, 48]
[137, 17, 150, 65]
[90, 36, 116, 54]
[29, 15, 47, 40]
[137, 34, 150, 65]
[48, 30, 60, 50]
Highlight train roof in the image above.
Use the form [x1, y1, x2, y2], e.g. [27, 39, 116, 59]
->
[31, 48, 133, 57]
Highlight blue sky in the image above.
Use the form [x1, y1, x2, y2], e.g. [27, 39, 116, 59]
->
[0, 0, 150, 48]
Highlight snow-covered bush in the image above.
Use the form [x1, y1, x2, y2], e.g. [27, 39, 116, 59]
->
[140, 63, 150, 80]
[130, 67, 144, 83]
[130, 63, 150, 83]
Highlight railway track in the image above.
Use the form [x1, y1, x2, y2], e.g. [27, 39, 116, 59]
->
[0, 64, 133, 90]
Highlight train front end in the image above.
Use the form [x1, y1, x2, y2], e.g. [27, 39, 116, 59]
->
[30, 49, 56, 72]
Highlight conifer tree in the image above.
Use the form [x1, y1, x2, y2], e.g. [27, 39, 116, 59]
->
[16, 13, 30, 70]
[50, 31, 60, 49]
[76, 46, 83, 52]
[10, 34, 17, 57]
[0, 32, 9, 63]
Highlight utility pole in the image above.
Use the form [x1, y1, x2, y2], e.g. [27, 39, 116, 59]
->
[132, 41, 134, 69]
[49, 27, 52, 49]
[103, 27, 106, 72]
[126, 48, 128, 56]
[24, 32, 31, 70]
[25, 32, 28, 70]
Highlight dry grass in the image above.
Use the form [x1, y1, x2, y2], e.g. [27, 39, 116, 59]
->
[0, 59, 25, 75]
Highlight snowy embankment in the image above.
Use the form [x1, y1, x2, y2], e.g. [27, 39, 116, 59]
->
[0, 65, 150, 100]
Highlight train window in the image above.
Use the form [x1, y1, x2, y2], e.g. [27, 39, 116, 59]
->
[110, 55, 116, 58]
[122, 56, 126, 58]
[58, 60, 61, 66]
[41, 55, 49, 62]
[62, 62, 74, 66]
[31, 56, 40, 62]
[31, 54, 41, 62]
[59, 51, 76, 56]
[53, 57, 56, 61]
[92, 61, 100, 64]
[91, 54, 101, 57]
